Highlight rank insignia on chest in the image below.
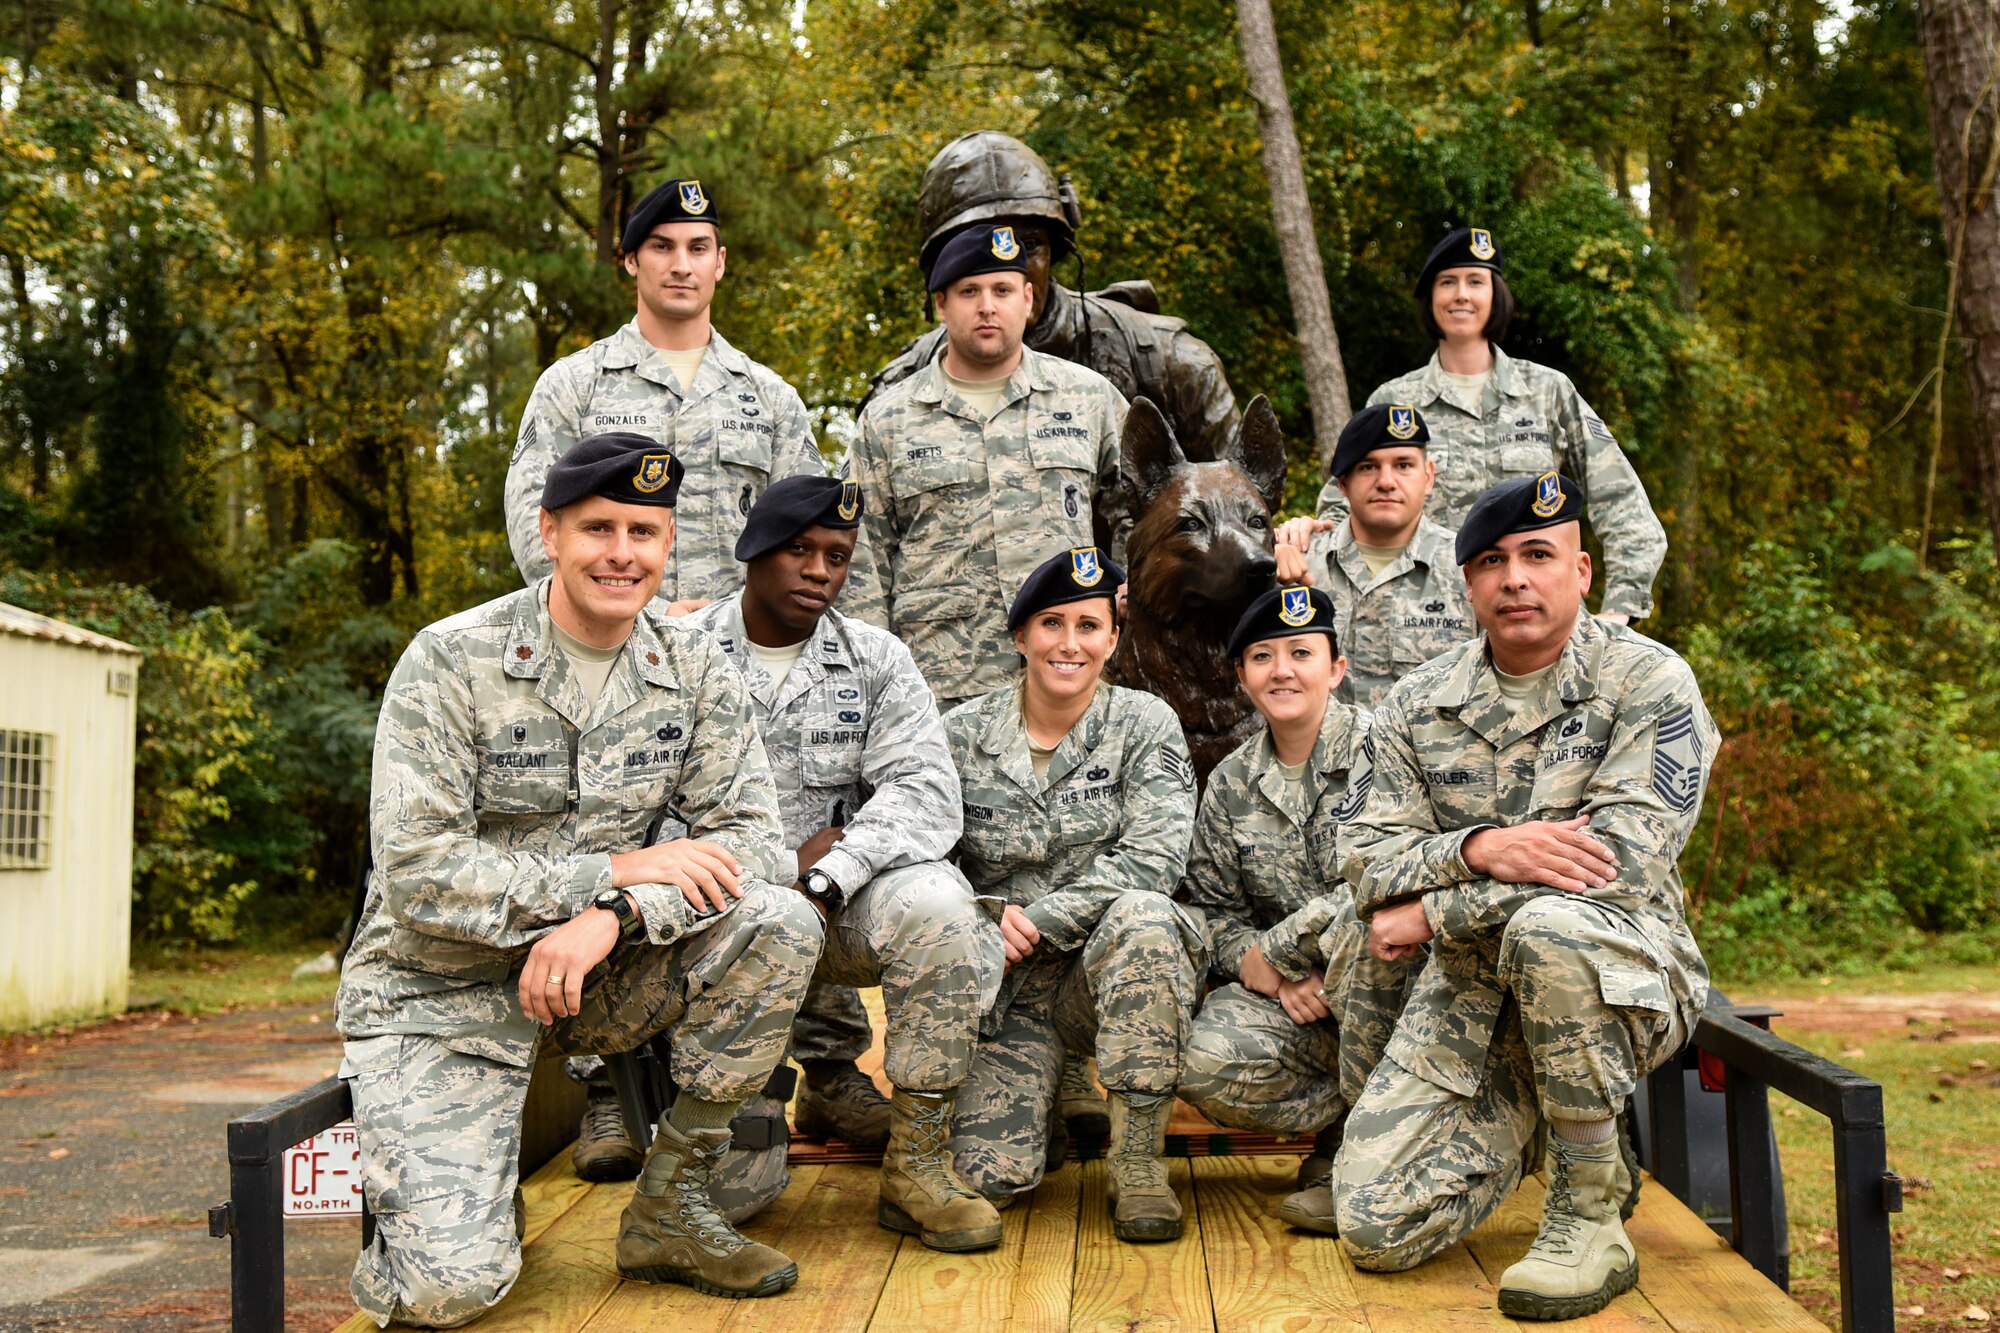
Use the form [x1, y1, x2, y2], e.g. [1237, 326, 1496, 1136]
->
[990, 226, 1021, 260]
[679, 180, 711, 214]
[634, 453, 674, 493]
[1387, 405, 1419, 440]
[1531, 471, 1565, 518]
[1070, 547, 1103, 587]
[512, 725, 527, 745]
[1469, 228, 1496, 260]
[1279, 586, 1314, 627]
[838, 480, 860, 521]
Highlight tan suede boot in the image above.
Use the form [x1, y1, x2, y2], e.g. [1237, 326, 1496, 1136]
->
[1059, 1053, 1110, 1140]
[795, 1059, 892, 1148]
[615, 1123, 798, 1298]
[1497, 1134, 1638, 1320]
[1276, 1120, 1343, 1235]
[1105, 1092, 1182, 1242]
[571, 1089, 643, 1182]
[877, 1089, 1004, 1252]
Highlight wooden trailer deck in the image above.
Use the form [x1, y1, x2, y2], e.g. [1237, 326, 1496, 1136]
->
[327, 1141, 1827, 1333]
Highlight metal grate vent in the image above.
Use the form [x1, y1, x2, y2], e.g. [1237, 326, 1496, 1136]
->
[0, 729, 54, 870]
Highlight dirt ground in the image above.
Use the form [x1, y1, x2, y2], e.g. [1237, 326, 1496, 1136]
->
[0, 1004, 356, 1332]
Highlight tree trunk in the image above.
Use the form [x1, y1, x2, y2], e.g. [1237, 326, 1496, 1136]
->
[1915, 0, 2000, 555]
[1233, 0, 1351, 475]
[595, 0, 621, 264]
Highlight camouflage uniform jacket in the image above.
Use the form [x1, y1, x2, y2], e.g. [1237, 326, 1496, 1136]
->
[865, 282, 1238, 462]
[336, 582, 789, 1068]
[505, 323, 827, 605]
[1304, 516, 1474, 710]
[1180, 698, 1374, 984]
[839, 345, 1130, 701]
[1346, 612, 1716, 1096]
[1313, 348, 1666, 619]
[944, 683, 1197, 955]
[683, 593, 962, 891]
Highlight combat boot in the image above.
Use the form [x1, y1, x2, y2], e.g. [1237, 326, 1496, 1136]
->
[571, 1089, 643, 1183]
[794, 1059, 892, 1148]
[1497, 1134, 1637, 1320]
[877, 1089, 1004, 1252]
[1612, 1114, 1641, 1221]
[615, 1122, 798, 1298]
[1105, 1092, 1182, 1242]
[1059, 1053, 1110, 1140]
[1276, 1118, 1344, 1235]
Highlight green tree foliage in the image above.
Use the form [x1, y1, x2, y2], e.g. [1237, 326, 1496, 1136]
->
[0, 0, 1992, 964]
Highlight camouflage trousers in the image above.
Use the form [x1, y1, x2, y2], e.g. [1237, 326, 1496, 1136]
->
[710, 861, 1005, 1220]
[948, 890, 1201, 1202]
[343, 882, 821, 1328]
[1333, 895, 1688, 1273]
[791, 980, 873, 1063]
[1179, 983, 1342, 1135]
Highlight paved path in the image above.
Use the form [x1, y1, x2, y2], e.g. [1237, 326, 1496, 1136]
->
[0, 1005, 354, 1332]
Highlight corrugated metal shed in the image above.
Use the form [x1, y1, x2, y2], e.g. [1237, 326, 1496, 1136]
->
[0, 601, 142, 1030]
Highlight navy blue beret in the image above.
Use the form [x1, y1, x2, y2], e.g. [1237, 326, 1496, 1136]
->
[1227, 585, 1339, 660]
[1007, 547, 1124, 630]
[735, 476, 864, 562]
[1416, 226, 1503, 295]
[1331, 404, 1431, 479]
[621, 179, 719, 255]
[541, 432, 684, 510]
[926, 223, 1032, 294]
[1455, 472, 1584, 565]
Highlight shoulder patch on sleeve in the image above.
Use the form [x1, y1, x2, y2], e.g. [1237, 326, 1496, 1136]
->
[1585, 414, 1615, 443]
[512, 416, 537, 465]
[1160, 746, 1196, 793]
[1332, 736, 1375, 822]
[1651, 706, 1705, 814]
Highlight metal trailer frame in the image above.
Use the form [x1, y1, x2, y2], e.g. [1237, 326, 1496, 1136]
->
[212, 998, 1902, 1332]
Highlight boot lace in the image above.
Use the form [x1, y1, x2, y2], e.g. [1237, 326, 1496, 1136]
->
[580, 1097, 627, 1146]
[1532, 1146, 1584, 1258]
[649, 1137, 745, 1251]
[1113, 1095, 1171, 1189]
[904, 1095, 980, 1200]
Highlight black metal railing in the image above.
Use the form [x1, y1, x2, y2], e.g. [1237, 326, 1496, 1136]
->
[1647, 998, 1900, 1333]
[208, 1076, 355, 1333]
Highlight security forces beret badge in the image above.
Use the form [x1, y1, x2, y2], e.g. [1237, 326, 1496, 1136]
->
[633, 453, 674, 494]
[991, 225, 1021, 261]
[1387, 405, 1419, 440]
[1071, 547, 1103, 588]
[1278, 586, 1314, 628]
[837, 480, 860, 522]
[1469, 228, 1496, 261]
[1531, 471, 1565, 519]
[678, 180, 710, 215]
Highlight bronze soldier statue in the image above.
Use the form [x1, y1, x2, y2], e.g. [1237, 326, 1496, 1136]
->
[865, 131, 1241, 462]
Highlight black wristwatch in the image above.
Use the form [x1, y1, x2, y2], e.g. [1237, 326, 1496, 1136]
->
[797, 868, 846, 916]
[593, 888, 642, 937]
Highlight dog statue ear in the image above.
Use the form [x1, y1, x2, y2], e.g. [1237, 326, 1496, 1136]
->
[1121, 395, 1187, 502]
[1233, 395, 1288, 511]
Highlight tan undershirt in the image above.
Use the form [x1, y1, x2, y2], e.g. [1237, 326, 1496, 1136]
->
[1355, 539, 1408, 581]
[1442, 367, 1492, 402]
[660, 345, 707, 395]
[1028, 737, 1057, 781]
[748, 636, 808, 694]
[1495, 661, 1557, 712]
[550, 620, 624, 720]
[944, 368, 1011, 420]
[1275, 755, 1310, 784]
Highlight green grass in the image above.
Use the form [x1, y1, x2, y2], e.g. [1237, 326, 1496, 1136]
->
[1720, 973, 2000, 1330]
[127, 938, 344, 1016]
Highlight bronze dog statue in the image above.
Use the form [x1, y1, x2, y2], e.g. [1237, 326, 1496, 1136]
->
[1112, 394, 1284, 783]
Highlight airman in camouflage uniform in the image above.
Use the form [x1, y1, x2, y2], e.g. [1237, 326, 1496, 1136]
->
[842, 350, 1128, 708]
[1304, 517, 1472, 709]
[336, 585, 823, 1325]
[684, 570, 1007, 1249]
[1333, 475, 1714, 1321]
[942, 577, 1201, 1241]
[1313, 228, 1666, 621]
[505, 180, 826, 608]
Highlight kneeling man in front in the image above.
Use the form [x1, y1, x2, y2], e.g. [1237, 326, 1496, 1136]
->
[1336, 473, 1714, 1321]
[336, 433, 823, 1325]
